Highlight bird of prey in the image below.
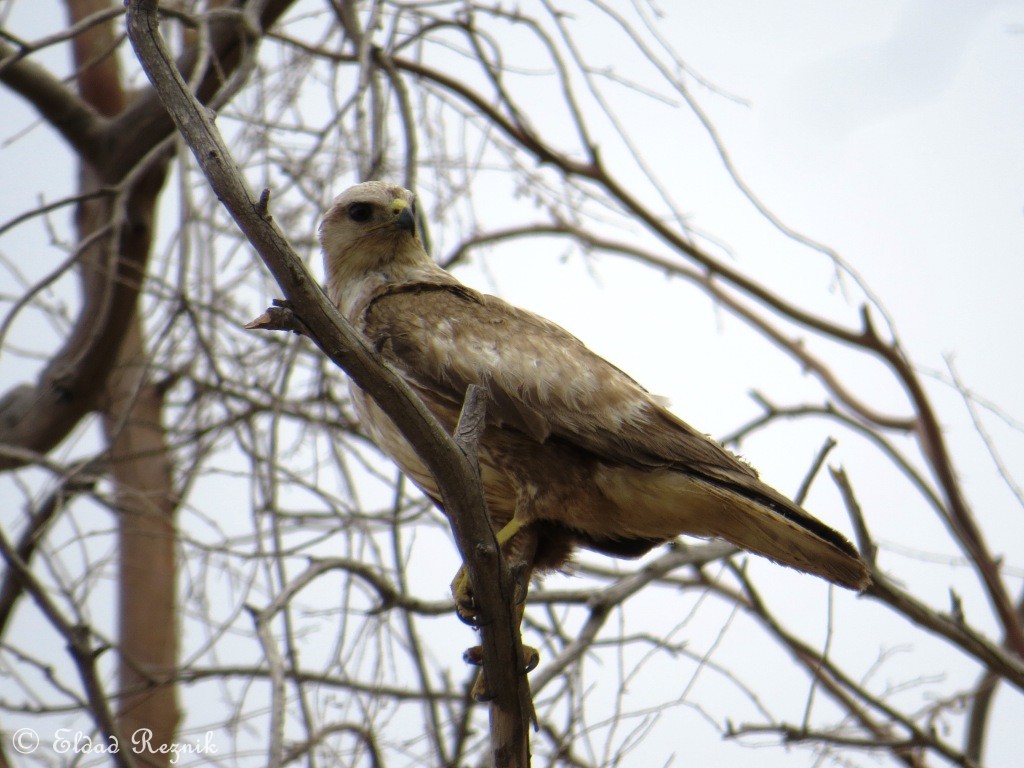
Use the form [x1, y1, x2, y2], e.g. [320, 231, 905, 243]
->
[320, 181, 869, 687]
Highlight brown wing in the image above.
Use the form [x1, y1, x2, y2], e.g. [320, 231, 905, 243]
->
[363, 283, 750, 475]
[362, 281, 866, 587]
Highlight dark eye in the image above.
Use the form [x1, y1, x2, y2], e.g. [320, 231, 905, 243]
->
[348, 203, 373, 223]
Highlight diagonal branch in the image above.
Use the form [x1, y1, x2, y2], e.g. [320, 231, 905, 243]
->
[833, 466, 1024, 694]
[0, 0, 297, 472]
[0, 36, 107, 165]
[0, 511, 137, 768]
[124, 3, 534, 763]
[108, 0, 296, 176]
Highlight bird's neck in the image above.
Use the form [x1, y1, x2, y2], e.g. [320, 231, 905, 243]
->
[326, 244, 457, 323]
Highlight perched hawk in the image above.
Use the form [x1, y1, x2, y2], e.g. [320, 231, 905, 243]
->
[320, 181, 869, 655]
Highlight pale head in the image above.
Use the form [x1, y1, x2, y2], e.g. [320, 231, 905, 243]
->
[320, 181, 435, 316]
[319, 181, 419, 261]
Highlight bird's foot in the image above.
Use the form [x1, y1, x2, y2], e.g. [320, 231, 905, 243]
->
[450, 561, 531, 626]
[451, 565, 480, 626]
[463, 644, 540, 702]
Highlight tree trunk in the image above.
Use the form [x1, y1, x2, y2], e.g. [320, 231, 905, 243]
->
[101, 313, 180, 758]
[67, 0, 180, 759]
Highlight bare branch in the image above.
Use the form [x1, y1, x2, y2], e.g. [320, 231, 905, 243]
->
[0, 36, 107, 164]
[831, 467, 1024, 692]
[125, 4, 533, 762]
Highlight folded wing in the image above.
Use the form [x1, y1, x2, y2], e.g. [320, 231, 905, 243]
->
[362, 281, 868, 589]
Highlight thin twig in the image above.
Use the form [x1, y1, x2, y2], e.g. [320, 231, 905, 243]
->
[124, 5, 534, 763]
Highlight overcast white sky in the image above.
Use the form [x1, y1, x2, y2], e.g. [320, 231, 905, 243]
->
[468, 0, 1023, 537]
[1, 1, 1022, 765]
[452, 4, 1024, 763]
[680, 1, 1023, 395]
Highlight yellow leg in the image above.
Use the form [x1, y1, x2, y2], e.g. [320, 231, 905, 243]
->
[450, 514, 539, 701]
[450, 514, 529, 624]
[465, 597, 540, 702]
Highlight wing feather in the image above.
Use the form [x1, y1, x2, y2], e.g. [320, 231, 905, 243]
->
[364, 282, 751, 479]
[363, 280, 864, 572]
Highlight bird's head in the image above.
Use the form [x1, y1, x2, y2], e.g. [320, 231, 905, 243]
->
[320, 180, 420, 254]
[320, 181, 432, 315]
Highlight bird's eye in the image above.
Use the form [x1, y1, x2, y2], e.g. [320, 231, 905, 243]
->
[348, 203, 373, 223]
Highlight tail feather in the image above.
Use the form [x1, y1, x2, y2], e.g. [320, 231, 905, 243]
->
[694, 477, 870, 590]
[596, 466, 870, 590]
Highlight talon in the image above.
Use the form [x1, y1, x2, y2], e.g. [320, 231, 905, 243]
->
[463, 645, 484, 666]
[511, 563, 530, 606]
[471, 672, 494, 702]
[450, 519, 540, 702]
[522, 646, 540, 674]
[451, 566, 479, 625]
[455, 601, 480, 627]
[455, 600, 492, 628]
[466, 644, 540, 701]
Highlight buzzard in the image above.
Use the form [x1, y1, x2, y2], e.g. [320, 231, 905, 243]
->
[320, 181, 869, 683]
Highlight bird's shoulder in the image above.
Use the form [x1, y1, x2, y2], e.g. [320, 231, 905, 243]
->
[360, 279, 755, 478]
[362, 278, 648, 410]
